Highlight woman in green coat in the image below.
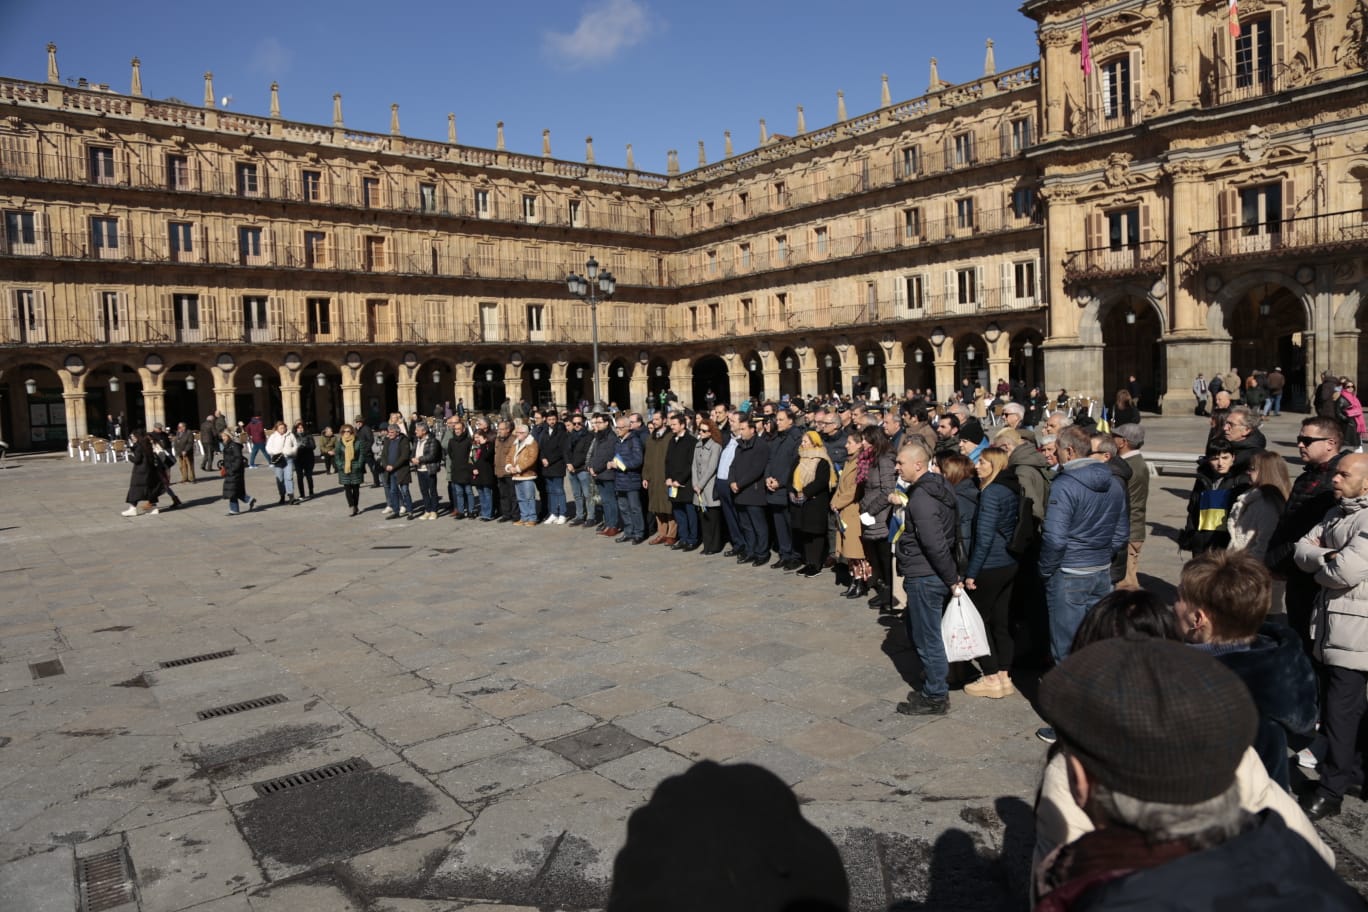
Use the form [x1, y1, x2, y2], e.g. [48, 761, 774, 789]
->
[334, 424, 366, 516]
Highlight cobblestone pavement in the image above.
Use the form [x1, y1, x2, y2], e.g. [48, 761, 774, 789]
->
[2, 414, 1365, 911]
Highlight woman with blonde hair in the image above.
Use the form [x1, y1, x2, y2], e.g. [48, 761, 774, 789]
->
[831, 428, 870, 599]
[790, 430, 835, 577]
[962, 447, 1022, 698]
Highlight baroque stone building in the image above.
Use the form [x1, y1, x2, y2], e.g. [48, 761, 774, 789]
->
[1, 0, 1365, 449]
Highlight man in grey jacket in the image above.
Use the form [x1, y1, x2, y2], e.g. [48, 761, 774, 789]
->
[893, 441, 961, 716]
[1039, 426, 1129, 663]
[1295, 453, 1368, 821]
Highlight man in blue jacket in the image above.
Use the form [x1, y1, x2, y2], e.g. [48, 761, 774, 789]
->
[1039, 425, 1130, 663]
[612, 416, 646, 544]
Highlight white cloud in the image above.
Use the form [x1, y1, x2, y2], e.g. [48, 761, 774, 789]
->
[248, 37, 292, 79]
[542, 0, 655, 67]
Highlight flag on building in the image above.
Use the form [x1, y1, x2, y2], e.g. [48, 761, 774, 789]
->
[1229, 0, 1241, 37]
[1081, 10, 1094, 76]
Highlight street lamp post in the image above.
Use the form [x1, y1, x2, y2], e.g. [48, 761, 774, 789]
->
[566, 256, 616, 409]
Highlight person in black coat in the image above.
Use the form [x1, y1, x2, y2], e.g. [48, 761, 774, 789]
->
[539, 412, 569, 523]
[292, 421, 316, 498]
[353, 416, 381, 487]
[380, 423, 414, 518]
[789, 431, 833, 576]
[566, 416, 594, 525]
[664, 413, 698, 550]
[219, 429, 254, 515]
[728, 416, 772, 566]
[444, 418, 476, 518]
[764, 409, 803, 570]
[470, 426, 496, 520]
[121, 430, 167, 516]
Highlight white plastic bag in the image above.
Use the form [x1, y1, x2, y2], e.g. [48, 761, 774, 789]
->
[942, 589, 991, 662]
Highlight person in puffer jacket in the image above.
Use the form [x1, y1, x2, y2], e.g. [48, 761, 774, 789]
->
[1039, 426, 1129, 663]
[1294, 452, 1368, 821]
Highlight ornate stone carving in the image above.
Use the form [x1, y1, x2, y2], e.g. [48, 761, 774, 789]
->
[1240, 126, 1270, 163]
[1337, 0, 1368, 69]
[1162, 159, 1208, 181]
[1104, 152, 1134, 187]
[1041, 29, 1074, 49]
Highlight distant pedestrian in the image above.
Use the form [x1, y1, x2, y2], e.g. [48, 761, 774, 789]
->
[219, 428, 255, 515]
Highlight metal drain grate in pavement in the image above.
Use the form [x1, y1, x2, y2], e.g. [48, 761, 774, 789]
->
[158, 648, 237, 669]
[196, 694, 288, 720]
[29, 658, 65, 679]
[77, 847, 135, 912]
[251, 757, 371, 797]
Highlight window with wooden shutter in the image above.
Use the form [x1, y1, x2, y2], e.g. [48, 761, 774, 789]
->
[268, 297, 283, 342]
[202, 294, 217, 341]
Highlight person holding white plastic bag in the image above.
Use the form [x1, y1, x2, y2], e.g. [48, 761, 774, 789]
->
[961, 448, 1022, 698]
[892, 441, 962, 716]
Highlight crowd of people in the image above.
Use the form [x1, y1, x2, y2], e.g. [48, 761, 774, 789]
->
[108, 372, 1368, 906]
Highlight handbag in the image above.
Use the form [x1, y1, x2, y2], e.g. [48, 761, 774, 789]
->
[219, 465, 228, 477]
[942, 589, 991, 662]
[270, 453, 287, 468]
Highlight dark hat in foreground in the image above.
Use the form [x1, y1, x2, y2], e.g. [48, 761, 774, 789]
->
[1039, 638, 1256, 805]
[608, 761, 848, 912]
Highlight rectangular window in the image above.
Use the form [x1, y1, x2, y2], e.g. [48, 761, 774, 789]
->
[956, 268, 978, 306]
[243, 295, 269, 341]
[524, 245, 543, 276]
[5, 210, 36, 250]
[1010, 117, 1034, 152]
[89, 146, 115, 184]
[307, 297, 331, 336]
[905, 275, 925, 311]
[1012, 187, 1038, 221]
[707, 249, 718, 274]
[522, 194, 538, 222]
[773, 181, 787, 208]
[236, 162, 260, 197]
[900, 145, 921, 178]
[569, 199, 583, 227]
[169, 221, 193, 261]
[1014, 261, 1037, 300]
[166, 154, 189, 190]
[953, 132, 975, 167]
[776, 235, 788, 264]
[903, 207, 922, 240]
[1239, 184, 1282, 234]
[708, 303, 720, 330]
[814, 226, 829, 255]
[100, 290, 123, 342]
[740, 297, 753, 326]
[527, 303, 545, 341]
[302, 169, 322, 202]
[173, 293, 200, 341]
[479, 301, 499, 341]
[362, 176, 381, 208]
[90, 216, 119, 257]
[690, 306, 699, 332]
[738, 192, 749, 215]
[610, 203, 624, 227]
[477, 242, 496, 272]
[1100, 57, 1132, 120]
[815, 285, 831, 323]
[1107, 208, 1141, 249]
[956, 197, 976, 230]
[364, 235, 386, 271]
[238, 226, 264, 265]
[474, 188, 490, 218]
[1234, 17, 1274, 89]
[706, 201, 715, 224]
[419, 182, 438, 213]
[303, 230, 327, 267]
[10, 288, 44, 342]
[739, 242, 751, 270]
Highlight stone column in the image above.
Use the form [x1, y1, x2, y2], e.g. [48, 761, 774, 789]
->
[505, 363, 525, 413]
[341, 382, 363, 425]
[61, 376, 89, 442]
[883, 341, 905, 402]
[838, 348, 859, 397]
[986, 335, 1011, 393]
[799, 365, 819, 399]
[1168, 0, 1201, 110]
[549, 361, 569, 409]
[762, 360, 781, 402]
[138, 368, 166, 430]
[669, 357, 692, 408]
[278, 369, 302, 428]
[727, 365, 749, 405]
[396, 368, 418, 419]
[1041, 30, 1070, 141]
[1043, 342, 1107, 404]
[630, 364, 649, 414]
[933, 356, 957, 402]
[454, 363, 475, 413]
[1160, 338, 1230, 414]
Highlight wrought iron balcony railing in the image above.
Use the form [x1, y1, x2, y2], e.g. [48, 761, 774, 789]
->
[1063, 240, 1167, 283]
[1188, 209, 1368, 266]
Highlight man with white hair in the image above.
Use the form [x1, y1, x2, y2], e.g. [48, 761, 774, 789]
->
[1001, 401, 1026, 431]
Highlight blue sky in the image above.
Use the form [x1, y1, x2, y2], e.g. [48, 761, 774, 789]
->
[0, 0, 1042, 173]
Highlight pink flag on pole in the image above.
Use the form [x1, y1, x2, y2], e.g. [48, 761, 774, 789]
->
[1229, 0, 1241, 37]
[1081, 10, 1094, 76]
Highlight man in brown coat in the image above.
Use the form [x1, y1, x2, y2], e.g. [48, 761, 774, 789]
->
[493, 420, 518, 522]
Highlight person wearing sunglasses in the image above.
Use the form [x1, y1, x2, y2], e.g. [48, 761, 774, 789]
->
[1266, 418, 1348, 645]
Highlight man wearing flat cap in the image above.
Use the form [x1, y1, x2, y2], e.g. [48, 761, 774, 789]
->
[1034, 638, 1356, 910]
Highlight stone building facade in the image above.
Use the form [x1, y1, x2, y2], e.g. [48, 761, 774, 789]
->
[1, 0, 1366, 448]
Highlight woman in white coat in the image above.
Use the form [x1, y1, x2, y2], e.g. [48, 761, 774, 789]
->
[264, 420, 299, 505]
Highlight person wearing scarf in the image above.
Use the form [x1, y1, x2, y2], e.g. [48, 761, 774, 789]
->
[790, 430, 836, 577]
[334, 424, 365, 516]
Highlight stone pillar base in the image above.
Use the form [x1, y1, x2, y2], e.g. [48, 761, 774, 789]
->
[1158, 337, 1232, 415]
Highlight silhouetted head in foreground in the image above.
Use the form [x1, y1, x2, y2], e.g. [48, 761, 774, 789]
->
[608, 760, 848, 912]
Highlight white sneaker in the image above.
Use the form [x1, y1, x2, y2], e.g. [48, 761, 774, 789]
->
[120, 506, 138, 517]
[1297, 748, 1319, 770]
[146, 509, 159, 515]
[382, 506, 393, 515]
[399, 508, 409, 516]
[557, 515, 568, 525]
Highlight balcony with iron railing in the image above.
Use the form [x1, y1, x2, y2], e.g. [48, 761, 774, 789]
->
[1062, 240, 1167, 283]
[0, 149, 666, 237]
[677, 205, 1040, 287]
[1188, 209, 1368, 266]
[1206, 61, 1299, 108]
[0, 228, 675, 288]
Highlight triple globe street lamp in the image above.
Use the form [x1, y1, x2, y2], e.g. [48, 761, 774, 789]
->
[565, 256, 616, 409]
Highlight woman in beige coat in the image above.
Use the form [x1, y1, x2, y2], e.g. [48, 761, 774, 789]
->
[831, 428, 868, 600]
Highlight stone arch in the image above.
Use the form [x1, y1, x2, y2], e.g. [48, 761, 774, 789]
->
[691, 354, 730, 409]
[1208, 269, 1312, 338]
[1078, 282, 1169, 346]
[84, 359, 146, 434]
[359, 358, 400, 427]
[740, 349, 765, 401]
[606, 357, 634, 411]
[472, 362, 506, 414]
[646, 357, 672, 407]
[301, 358, 344, 432]
[3, 362, 67, 450]
[777, 346, 802, 398]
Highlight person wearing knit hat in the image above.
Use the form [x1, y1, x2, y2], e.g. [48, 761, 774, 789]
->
[1035, 638, 1359, 911]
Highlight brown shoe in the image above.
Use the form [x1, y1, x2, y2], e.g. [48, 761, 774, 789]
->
[648, 535, 666, 545]
[599, 527, 620, 536]
[660, 537, 677, 546]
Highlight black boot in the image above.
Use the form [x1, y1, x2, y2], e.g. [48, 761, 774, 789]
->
[845, 580, 870, 600]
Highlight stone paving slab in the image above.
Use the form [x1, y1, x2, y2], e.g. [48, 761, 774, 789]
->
[0, 416, 1365, 910]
